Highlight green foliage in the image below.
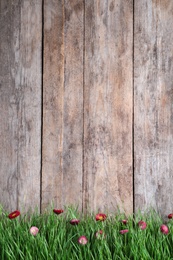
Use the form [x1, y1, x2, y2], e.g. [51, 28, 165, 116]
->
[0, 206, 173, 259]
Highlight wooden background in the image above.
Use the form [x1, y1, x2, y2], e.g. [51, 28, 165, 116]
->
[0, 0, 173, 217]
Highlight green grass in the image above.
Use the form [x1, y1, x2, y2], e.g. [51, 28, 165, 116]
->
[0, 205, 173, 259]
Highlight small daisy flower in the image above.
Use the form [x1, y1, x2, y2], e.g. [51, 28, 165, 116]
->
[122, 219, 128, 225]
[168, 213, 173, 219]
[30, 226, 39, 236]
[95, 213, 107, 221]
[138, 220, 147, 230]
[160, 224, 169, 235]
[78, 236, 88, 245]
[8, 210, 20, 219]
[53, 209, 64, 215]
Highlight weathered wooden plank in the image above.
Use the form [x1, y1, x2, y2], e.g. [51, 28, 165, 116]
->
[0, 0, 42, 212]
[83, 0, 133, 214]
[42, 0, 84, 211]
[134, 0, 173, 216]
[42, 0, 64, 211]
[63, 0, 84, 210]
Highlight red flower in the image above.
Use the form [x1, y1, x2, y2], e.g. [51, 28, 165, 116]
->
[138, 220, 147, 230]
[53, 209, 63, 215]
[8, 210, 20, 219]
[120, 229, 129, 234]
[95, 213, 107, 221]
[168, 213, 173, 219]
[160, 224, 169, 235]
[122, 219, 128, 225]
[70, 219, 80, 225]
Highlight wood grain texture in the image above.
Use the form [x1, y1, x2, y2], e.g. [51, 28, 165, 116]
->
[0, 0, 42, 212]
[83, 0, 133, 214]
[42, 0, 64, 211]
[63, 0, 84, 209]
[42, 0, 84, 211]
[2, 0, 172, 215]
[134, 0, 173, 216]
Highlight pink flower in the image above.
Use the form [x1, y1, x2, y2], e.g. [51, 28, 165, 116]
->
[160, 224, 169, 235]
[95, 213, 107, 221]
[70, 219, 80, 225]
[53, 209, 63, 215]
[78, 236, 88, 245]
[168, 213, 173, 219]
[30, 226, 39, 236]
[120, 229, 129, 234]
[122, 219, 128, 225]
[95, 230, 106, 239]
[138, 220, 147, 230]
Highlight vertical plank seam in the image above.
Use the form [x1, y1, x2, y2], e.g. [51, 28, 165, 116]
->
[62, 0, 65, 207]
[132, 0, 135, 214]
[82, 0, 85, 214]
[40, 0, 44, 214]
[155, 0, 159, 212]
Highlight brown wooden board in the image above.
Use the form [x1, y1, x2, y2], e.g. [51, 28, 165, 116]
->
[83, 0, 133, 214]
[42, 0, 84, 211]
[134, 0, 173, 216]
[0, 0, 42, 212]
[42, 0, 64, 211]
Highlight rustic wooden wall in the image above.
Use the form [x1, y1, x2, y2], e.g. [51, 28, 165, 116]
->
[42, 0, 84, 211]
[42, 0, 133, 214]
[1, 0, 173, 216]
[134, 0, 173, 216]
[0, 0, 42, 212]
